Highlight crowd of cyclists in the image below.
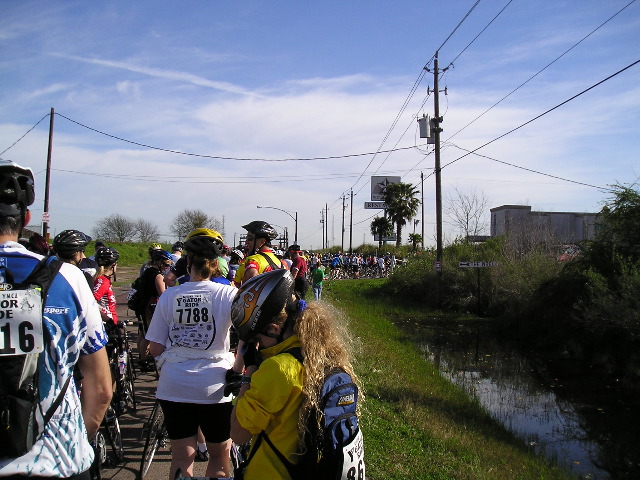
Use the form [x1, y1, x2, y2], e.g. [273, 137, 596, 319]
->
[2, 165, 364, 480]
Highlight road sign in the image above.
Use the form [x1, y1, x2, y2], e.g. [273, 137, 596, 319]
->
[364, 201, 387, 209]
[42, 212, 50, 223]
[459, 261, 499, 268]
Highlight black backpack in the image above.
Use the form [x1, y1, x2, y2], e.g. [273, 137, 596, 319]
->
[0, 256, 70, 459]
[242, 347, 365, 480]
[127, 272, 151, 314]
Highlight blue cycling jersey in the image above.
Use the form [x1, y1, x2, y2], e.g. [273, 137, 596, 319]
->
[0, 242, 107, 477]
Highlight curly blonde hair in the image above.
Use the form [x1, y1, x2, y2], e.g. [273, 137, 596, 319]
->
[287, 301, 363, 443]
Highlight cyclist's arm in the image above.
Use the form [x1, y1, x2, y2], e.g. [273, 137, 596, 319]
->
[149, 341, 166, 358]
[230, 364, 258, 445]
[78, 347, 112, 438]
[154, 273, 166, 296]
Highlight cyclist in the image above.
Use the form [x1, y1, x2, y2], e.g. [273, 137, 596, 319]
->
[52, 229, 96, 288]
[140, 242, 163, 276]
[227, 248, 244, 283]
[93, 246, 120, 327]
[0, 160, 112, 479]
[146, 229, 237, 479]
[137, 249, 173, 372]
[233, 221, 286, 287]
[230, 269, 362, 479]
[288, 244, 309, 299]
[170, 241, 184, 263]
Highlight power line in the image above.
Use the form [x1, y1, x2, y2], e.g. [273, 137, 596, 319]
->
[445, 143, 612, 191]
[0, 113, 50, 156]
[445, 0, 638, 142]
[441, 58, 640, 170]
[54, 113, 418, 162]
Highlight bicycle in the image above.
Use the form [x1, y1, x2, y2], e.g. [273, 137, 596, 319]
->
[106, 321, 137, 416]
[138, 399, 169, 480]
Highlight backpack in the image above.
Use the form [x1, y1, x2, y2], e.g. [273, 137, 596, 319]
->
[127, 274, 149, 314]
[0, 256, 70, 459]
[242, 347, 365, 480]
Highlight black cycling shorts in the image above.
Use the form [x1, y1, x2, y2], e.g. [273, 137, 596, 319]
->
[159, 400, 233, 443]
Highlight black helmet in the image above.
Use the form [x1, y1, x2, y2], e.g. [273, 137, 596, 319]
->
[152, 249, 172, 263]
[184, 235, 222, 259]
[242, 221, 278, 241]
[172, 241, 184, 252]
[95, 246, 119, 266]
[231, 269, 294, 342]
[52, 229, 91, 257]
[0, 160, 35, 216]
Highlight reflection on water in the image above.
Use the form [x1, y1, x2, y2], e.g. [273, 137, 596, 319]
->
[391, 318, 639, 480]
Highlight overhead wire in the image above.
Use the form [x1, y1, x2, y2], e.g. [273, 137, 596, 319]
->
[440, 58, 640, 171]
[444, 0, 638, 142]
[0, 113, 50, 157]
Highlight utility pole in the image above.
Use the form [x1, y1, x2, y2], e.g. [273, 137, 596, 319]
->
[349, 189, 353, 253]
[421, 171, 425, 250]
[341, 194, 346, 252]
[43, 107, 54, 240]
[325, 203, 329, 249]
[320, 210, 325, 249]
[425, 52, 447, 306]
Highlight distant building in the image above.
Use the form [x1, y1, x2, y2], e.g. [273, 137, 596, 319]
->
[490, 205, 598, 244]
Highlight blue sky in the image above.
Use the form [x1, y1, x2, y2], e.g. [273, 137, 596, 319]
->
[1, 1, 638, 250]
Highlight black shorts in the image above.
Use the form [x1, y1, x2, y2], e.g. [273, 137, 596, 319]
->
[159, 400, 233, 443]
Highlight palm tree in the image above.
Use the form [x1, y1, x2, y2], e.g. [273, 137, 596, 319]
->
[383, 182, 420, 247]
[370, 216, 393, 249]
[408, 233, 423, 251]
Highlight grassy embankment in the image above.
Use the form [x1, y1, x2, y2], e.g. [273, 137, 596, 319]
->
[323, 278, 576, 480]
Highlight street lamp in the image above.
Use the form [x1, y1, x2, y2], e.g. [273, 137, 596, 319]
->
[256, 206, 298, 243]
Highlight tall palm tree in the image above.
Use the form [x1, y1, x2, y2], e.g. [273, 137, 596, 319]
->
[383, 182, 420, 247]
[370, 216, 393, 249]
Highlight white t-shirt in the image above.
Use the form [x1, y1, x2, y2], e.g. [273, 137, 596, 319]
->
[146, 280, 237, 404]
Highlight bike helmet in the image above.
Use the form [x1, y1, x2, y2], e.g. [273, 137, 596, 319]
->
[242, 221, 278, 241]
[0, 160, 35, 217]
[95, 246, 119, 266]
[231, 269, 294, 342]
[230, 248, 245, 261]
[52, 229, 91, 257]
[152, 249, 173, 263]
[184, 235, 222, 259]
[186, 228, 224, 245]
[171, 241, 184, 252]
[148, 242, 162, 255]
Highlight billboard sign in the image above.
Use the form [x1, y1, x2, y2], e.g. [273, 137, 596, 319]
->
[371, 176, 401, 201]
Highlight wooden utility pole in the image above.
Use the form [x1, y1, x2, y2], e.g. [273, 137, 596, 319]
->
[421, 171, 425, 249]
[43, 107, 54, 240]
[349, 189, 353, 253]
[341, 195, 346, 252]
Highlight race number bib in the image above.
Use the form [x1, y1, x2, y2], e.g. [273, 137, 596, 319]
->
[341, 428, 365, 480]
[171, 292, 216, 350]
[0, 288, 44, 355]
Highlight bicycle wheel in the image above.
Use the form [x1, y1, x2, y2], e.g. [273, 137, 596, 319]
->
[124, 356, 137, 411]
[104, 406, 124, 465]
[91, 431, 106, 480]
[138, 401, 168, 480]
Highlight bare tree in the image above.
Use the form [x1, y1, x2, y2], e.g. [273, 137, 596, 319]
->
[92, 214, 137, 242]
[136, 218, 161, 243]
[170, 209, 223, 240]
[445, 186, 490, 240]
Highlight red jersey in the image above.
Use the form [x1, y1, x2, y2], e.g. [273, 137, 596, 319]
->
[93, 275, 118, 325]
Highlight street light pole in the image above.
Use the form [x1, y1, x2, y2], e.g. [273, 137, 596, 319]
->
[256, 205, 298, 243]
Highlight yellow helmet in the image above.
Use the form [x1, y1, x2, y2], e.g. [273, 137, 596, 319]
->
[186, 228, 224, 245]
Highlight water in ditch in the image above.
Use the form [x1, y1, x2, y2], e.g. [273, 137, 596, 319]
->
[391, 316, 639, 480]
